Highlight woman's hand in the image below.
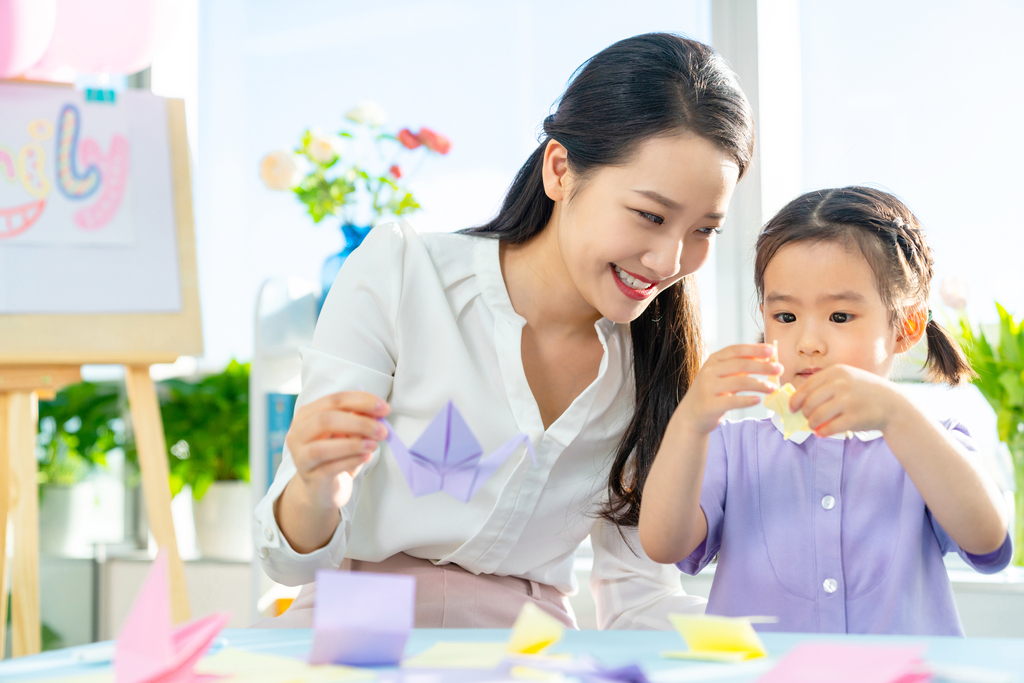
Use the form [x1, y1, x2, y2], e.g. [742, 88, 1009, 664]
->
[275, 391, 390, 554]
[788, 364, 900, 437]
[285, 391, 391, 509]
[676, 343, 782, 435]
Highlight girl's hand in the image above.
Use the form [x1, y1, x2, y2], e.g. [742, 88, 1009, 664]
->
[284, 391, 391, 511]
[789, 365, 901, 437]
[677, 344, 782, 435]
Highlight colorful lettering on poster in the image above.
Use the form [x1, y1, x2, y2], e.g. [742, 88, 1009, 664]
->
[73, 135, 129, 230]
[56, 104, 101, 199]
[0, 139, 48, 239]
[1, 103, 129, 239]
[18, 144, 50, 198]
[0, 146, 15, 182]
[0, 199, 45, 239]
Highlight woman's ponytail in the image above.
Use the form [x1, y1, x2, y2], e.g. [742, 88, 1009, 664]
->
[924, 318, 975, 386]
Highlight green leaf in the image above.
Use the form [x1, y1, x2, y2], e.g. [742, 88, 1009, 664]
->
[169, 471, 185, 498]
[158, 360, 250, 499]
[1000, 369, 1024, 407]
[997, 302, 1021, 364]
[997, 409, 1016, 443]
[192, 471, 215, 500]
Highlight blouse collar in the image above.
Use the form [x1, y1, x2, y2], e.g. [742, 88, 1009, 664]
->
[770, 412, 884, 444]
[473, 234, 618, 339]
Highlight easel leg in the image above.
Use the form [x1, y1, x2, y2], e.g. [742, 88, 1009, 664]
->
[0, 394, 10, 659]
[9, 392, 40, 656]
[124, 365, 191, 624]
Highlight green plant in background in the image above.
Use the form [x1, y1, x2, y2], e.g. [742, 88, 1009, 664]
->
[956, 302, 1024, 566]
[37, 381, 136, 487]
[160, 360, 250, 501]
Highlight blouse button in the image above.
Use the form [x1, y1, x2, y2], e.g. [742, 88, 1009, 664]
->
[821, 495, 836, 510]
[823, 578, 838, 594]
[265, 528, 276, 542]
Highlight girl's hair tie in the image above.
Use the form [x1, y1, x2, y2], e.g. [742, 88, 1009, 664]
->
[927, 308, 934, 323]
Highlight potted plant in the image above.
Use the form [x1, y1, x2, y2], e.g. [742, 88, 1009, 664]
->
[955, 301, 1024, 566]
[37, 381, 135, 556]
[258, 101, 452, 305]
[160, 360, 251, 560]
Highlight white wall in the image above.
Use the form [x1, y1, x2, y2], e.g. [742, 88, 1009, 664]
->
[192, 0, 712, 369]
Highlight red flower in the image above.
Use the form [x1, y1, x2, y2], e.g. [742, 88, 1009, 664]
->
[390, 164, 402, 178]
[417, 127, 451, 155]
[397, 128, 421, 149]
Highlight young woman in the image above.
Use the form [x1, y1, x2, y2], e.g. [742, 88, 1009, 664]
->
[254, 32, 754, 629]
[639, 187, 1011, 635]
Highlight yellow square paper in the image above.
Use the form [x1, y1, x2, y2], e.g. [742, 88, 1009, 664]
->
[197, 648, 377, 682]
[763, 383, 810, 440]
[507, 603, 565, 655]
[403, 642, 509, 669]
[662, 614, 771, 662]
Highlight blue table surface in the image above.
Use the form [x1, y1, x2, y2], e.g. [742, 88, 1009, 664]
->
[3, 628, 1024, 682]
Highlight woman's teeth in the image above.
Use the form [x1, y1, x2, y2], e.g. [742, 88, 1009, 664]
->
[613, 264, 651, 291]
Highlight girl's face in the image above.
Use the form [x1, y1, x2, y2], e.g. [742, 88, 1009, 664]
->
[552, 134, 739, 324]
[761, 240, 902, 387]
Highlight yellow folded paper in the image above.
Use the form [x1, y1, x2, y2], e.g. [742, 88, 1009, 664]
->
[197, 648, 377, 682]
[32, 648, 377, 683]
[507, 602, 565, 655]
[662, 614, 772, 662]
[763, 383, 809, 440]
[403, 641, 509, 669]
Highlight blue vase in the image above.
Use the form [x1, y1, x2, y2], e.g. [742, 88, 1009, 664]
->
[320, 223, 373, 310]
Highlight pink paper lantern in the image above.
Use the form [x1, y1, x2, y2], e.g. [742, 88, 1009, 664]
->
[0, 0, 57, 78]
[25, 0, 175, 79]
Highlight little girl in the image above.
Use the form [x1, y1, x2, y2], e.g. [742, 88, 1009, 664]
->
[638, 186, 1011, 635]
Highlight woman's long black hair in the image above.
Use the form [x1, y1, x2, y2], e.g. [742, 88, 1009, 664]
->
[463, 33, 754, 527]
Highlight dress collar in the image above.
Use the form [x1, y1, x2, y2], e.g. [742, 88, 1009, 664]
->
[770, 413, 884, 444]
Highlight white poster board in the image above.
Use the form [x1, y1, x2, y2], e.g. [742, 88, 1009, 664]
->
[0, 81, 201, 365]
[0, 83, 182, 314]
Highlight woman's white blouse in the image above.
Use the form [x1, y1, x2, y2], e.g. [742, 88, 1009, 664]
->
[253, 221, 704, 629]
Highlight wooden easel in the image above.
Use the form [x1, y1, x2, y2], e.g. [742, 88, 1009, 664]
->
[0, 90, 203, 657]
[0, 365, 191, 658]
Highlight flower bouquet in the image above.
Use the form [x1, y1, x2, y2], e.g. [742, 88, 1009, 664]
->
[259, 101, 451, 300]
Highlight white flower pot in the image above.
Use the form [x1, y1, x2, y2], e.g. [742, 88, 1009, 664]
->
[192, 480, 253, 561]
[39, 483, 95, 557]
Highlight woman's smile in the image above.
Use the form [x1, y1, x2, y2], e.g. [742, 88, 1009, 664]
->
[611, 263, 658, 300]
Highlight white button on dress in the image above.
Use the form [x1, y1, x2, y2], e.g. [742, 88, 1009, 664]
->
[823, 578, 838, 594]
[821, 495, 836, 510]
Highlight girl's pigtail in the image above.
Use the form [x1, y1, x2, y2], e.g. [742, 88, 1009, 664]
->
[924, 318, 975, 385]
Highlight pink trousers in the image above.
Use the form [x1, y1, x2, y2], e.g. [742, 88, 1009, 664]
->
[253, 553, 577, 629]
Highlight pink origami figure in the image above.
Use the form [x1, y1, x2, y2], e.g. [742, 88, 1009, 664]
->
[115, 550, 229, 683]
[382, 400, 536, 503]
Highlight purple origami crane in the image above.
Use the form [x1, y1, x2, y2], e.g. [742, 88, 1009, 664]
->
[381, 400, 536, 503]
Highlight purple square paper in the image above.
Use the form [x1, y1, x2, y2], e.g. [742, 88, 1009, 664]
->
[310, 570, 416, 666]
